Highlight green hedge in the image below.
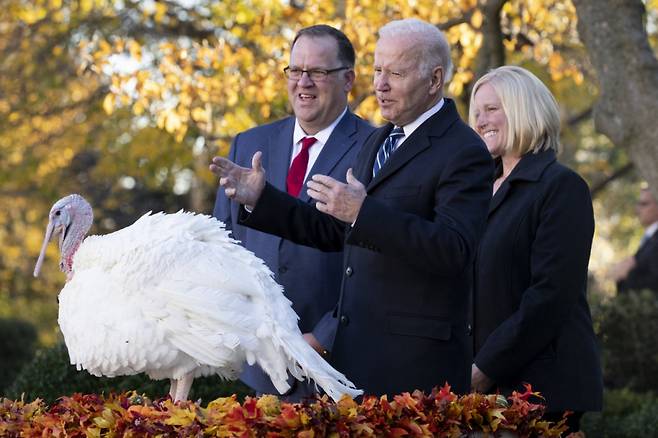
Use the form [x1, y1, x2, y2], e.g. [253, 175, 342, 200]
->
[597, 289, 658, 391]
[5, 343, 253, 404]
[581, 388, 658, 437]
[0, 318, 37, 393]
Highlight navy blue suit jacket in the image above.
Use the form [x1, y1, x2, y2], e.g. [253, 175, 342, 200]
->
[473, 150, 603, 413]
[617, 232, 658, 293]
[239, 99, 493, 396]
[213, 110, 375, 395]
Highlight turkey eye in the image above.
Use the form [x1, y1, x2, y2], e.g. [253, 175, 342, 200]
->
[55, 211, 61, 216]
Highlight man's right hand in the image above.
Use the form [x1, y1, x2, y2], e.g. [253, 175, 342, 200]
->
[303, 332, 329, 359]
[209, 151, 266, 210]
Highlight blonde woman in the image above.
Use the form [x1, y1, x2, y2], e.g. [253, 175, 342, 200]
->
[468, 66, 602, 433]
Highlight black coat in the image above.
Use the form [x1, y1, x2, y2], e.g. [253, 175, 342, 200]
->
[241, 99, 493, 396]
[473, 149, 603, 413]
[213, 111, 375, 394]
[617, 231, 658, 293]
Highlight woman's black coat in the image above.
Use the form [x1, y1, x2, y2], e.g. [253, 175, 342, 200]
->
[473, 149, 603, 413]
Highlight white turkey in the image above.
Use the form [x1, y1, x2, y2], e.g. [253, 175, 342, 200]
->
[33, 194, 361, 402]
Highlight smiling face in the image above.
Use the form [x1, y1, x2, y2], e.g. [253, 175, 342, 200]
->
[472, 82, 509, 157]
[373, 35, 442, 127]
[287, 35, 354, 135]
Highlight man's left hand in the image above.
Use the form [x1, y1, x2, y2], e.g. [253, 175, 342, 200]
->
[307, 168, 366, 223]
[471, 363, 495, 393]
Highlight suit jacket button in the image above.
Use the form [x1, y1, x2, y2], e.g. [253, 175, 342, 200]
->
[345, 266, 353, 276]
[278, 266, 287, 274]
[467, 324, 473, 336]
[340, 315, 350, 326]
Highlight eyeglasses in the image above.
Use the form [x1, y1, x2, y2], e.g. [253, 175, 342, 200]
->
[283, 66, 349, 81]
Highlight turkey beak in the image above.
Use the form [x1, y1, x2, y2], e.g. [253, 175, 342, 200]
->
[58, 222, 69, 253]
[34, 220, 55, 277]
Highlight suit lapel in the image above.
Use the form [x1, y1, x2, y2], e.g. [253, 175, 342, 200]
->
[268, 117, 295, 192]
[367, 128, 433, 190]
[637, 232, 658, 258]
[366, 99, 460, 192]
[359, 125, 390, 187]
[299, 112, 359, 203]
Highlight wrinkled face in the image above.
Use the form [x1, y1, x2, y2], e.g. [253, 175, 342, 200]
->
[373, 35, 441, 127]
[472, 82, 509, 157]
[636, 189, 658, 227]
[287, 35, 353, 135]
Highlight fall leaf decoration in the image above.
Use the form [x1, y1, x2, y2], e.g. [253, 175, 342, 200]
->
[0, 384, 568, 437]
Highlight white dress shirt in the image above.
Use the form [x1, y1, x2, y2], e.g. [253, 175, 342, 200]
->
[291, 107, 348, 181]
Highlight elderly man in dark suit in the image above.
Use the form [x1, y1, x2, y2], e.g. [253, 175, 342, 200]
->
[213, 25, 375, 401]
[211, 18, 492, 397]
[610, 186, 658, 293]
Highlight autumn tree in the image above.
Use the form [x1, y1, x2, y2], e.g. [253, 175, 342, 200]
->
[2, 0, 657, 344]
[573, 0, 658, 197]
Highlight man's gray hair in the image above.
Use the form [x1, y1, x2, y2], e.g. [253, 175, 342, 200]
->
[378, 18, 453, 83]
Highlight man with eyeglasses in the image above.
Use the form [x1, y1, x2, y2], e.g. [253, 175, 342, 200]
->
[212, 24, 374, 401]
[610, 185, 658, 293]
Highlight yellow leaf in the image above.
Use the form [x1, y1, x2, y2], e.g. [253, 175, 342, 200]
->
[154, 2, 168, 22]
[92, 416, 111, 429]
[98, 39, 112, 56]
[129, 40, 142, 62]
[133, 101, 145, 116]
[85, 427, 101, 438]
[164, 408, 196, 426]
[80, 0, 93, 14]
[164, 111, 182, 134]
[18, 6, 47, 24]
[470, 10, 483, 29]
[102, 94, 115, 115]
[191, 107, 209, 123]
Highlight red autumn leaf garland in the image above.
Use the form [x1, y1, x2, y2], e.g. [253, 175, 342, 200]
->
[0, 384, 567, 437]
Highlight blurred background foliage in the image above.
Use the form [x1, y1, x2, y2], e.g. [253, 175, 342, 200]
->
[1, 0, 657, 434]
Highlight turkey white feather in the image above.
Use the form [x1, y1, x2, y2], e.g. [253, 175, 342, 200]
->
[33, 194, 362, 402]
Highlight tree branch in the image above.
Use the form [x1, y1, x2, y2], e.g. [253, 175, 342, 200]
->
[566, 107, 593, 127]
[590, 162, 634, 198]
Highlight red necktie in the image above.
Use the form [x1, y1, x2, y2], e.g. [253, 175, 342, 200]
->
[286, 136, 317, 197]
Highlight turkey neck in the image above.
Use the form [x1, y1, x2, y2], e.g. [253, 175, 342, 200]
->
[60, 206, 93, 277]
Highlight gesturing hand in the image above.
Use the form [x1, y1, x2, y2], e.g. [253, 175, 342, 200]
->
[306, 168, 366, 223]
[209, 152, 266, 210]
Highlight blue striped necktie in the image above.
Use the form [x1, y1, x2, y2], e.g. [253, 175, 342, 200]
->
[372, 126, 404, 177]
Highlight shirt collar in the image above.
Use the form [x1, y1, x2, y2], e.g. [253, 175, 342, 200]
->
[293, 107, 348, 147]
[646, 221, 658, 239]
[399, 98, 444, 141]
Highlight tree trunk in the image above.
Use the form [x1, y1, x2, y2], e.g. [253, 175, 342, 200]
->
[573, 0, 658, 198]
[474, 0, 508, 81]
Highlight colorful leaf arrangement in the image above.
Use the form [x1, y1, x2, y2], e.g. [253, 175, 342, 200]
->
[0, 384, 567, 437]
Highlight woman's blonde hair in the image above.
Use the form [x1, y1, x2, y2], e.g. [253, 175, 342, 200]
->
[469, 65, 561, 155]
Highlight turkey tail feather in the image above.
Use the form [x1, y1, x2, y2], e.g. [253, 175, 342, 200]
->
[281, 328, 362, 401]
[254, 326, 363, 401]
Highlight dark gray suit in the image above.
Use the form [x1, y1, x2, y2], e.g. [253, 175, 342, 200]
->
[213, 111, 375, 398]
